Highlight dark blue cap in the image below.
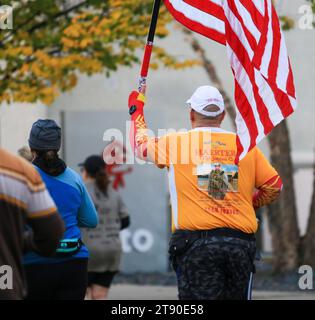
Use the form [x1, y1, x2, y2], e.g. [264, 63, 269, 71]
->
[28, 119, 61, 151]
[79, 155, 105, 176]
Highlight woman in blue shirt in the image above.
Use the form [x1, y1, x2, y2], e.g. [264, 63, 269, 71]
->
[23, 119, 98, 300]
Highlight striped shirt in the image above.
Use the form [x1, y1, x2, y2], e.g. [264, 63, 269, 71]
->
[0, 148, 63, 299]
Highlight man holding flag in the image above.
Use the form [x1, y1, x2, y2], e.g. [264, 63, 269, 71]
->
[127, 0, 296, 300]
[128, 85, 282, 300]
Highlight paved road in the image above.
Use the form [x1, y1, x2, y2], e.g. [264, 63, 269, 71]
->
[108, 284, 315, 300]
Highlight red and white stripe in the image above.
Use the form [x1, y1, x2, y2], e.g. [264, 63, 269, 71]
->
[164, 0, 297, 161]
[164, 0, 226, 44]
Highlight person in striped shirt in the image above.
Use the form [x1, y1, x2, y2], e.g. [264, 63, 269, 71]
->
[128, 86, 282, 300]
[0, 148, 64, 300]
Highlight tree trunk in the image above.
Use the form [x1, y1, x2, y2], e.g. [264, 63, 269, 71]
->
[301, 0, 315, 267]
[301, 160, 315, 267]
[184, 29, 301, 272]
[267, 121, 300, 271]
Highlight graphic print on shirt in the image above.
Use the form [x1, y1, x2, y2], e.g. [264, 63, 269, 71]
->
[196, 163, 239, 200]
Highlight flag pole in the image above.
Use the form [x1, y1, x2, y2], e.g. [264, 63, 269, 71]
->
[138, 0, 162, 92]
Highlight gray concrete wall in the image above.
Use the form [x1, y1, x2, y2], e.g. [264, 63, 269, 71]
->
[63, 110, 170, 272]
[0, 102, 47, 153]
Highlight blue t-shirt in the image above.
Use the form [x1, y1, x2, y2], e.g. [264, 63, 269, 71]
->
[24, 167, 98, 265]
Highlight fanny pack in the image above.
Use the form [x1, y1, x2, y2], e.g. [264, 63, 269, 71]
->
[169, 228, 256, 259]
[169, 228, 257, 273]
[54, 239, 83, 258]
[172, 228, 255, 243]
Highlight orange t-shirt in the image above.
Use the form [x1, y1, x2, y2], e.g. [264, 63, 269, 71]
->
[147, 127, 278, 233]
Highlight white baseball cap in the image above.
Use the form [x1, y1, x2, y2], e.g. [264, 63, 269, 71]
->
[186, 86, 225, 117]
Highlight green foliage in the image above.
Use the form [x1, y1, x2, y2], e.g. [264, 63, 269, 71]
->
[280, 16, 295, 31]
[306, 0, 315, 27]
[0, 1, 196, 105]
[307, 0, 315, 14]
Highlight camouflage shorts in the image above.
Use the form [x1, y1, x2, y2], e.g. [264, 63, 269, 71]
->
[169, 235, 256, 300]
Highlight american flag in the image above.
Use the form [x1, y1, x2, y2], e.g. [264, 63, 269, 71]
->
[164, 0, 297, 161]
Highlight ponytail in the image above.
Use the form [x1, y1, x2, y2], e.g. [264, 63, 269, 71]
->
[95, 169, 110, 196]
[39, 150, 59, 164]
[32, 149, 67, 176]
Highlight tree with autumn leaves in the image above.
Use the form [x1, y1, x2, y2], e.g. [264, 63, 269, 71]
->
[0, 0, 195, 105]
[0, 0, 315, 271]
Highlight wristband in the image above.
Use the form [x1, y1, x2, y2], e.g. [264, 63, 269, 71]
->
[129, 105, 137, 115]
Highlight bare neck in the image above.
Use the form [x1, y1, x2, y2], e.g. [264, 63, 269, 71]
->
[83, 176, 95, 184]
[192, 120, 221, 129]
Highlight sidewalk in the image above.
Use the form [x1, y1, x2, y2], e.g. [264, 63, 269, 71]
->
[108, 284, 315, 300]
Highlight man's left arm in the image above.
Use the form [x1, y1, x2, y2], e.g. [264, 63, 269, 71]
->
[253, 175, 283, 210]
[253, 148, 283, 209]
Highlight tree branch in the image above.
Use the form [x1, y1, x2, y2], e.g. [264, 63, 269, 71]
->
[0, 0, 90, 47]
[28, 0, 88, 33]
[0, 10, 41, 47]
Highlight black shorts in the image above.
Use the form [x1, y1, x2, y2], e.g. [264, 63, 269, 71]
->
[25, 258, 88, 300]
[88, 271, 118, 288]
[169, 231, 256, 300]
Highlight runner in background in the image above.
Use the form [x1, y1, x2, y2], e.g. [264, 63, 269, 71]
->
[23, 119, 98, 300]
[80, 155, 130, 300]
[0, 148, 64, 300]
[17, 146, 33, 162]
[128, 86, 283, 300]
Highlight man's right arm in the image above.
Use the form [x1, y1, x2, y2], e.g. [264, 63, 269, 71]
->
[128, 90, 170, 168]
[253, 148, 283, 210]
